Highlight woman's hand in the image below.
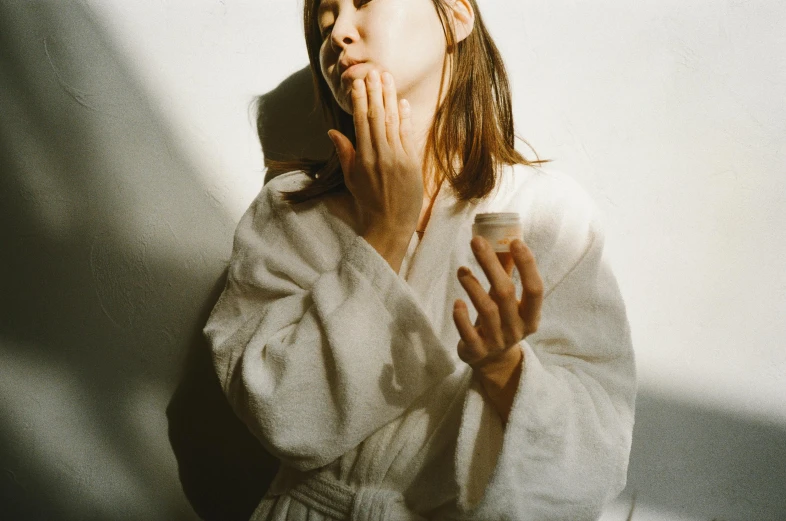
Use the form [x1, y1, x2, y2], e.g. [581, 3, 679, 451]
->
[327, 69, 423, 236]
[454, 236, 544, 371]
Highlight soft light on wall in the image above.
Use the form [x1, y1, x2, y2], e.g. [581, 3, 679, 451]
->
[1, 1, 783, 520]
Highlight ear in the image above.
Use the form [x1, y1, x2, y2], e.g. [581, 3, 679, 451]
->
[447, 0, 475, 44]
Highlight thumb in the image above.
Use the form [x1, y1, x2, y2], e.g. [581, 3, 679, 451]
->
[327, 130, 354, 180]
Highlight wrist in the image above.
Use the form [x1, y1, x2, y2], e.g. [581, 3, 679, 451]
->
[473, 346, 524, 425]
[361, 226, 414, 274]
[472, 345, 523, 388]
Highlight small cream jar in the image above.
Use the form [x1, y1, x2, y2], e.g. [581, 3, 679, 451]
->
[472, 212, 522, 252]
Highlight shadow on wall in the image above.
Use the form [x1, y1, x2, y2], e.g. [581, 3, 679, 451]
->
[166, 66, 334, 519]
[254, 66, 333, 185]
[618, 393, 786, 520]
[166, 270, 279, 521]
[2, 1, 785, 520]
[0, 0, 276, 519]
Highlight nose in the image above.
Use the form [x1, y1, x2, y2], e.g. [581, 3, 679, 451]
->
[329, 12, 357, 53]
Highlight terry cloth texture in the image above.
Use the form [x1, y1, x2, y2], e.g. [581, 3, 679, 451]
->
[203, 161, 636, 521]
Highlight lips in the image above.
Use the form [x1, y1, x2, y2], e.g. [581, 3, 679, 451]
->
[340, 63, 368, 82]
[338, 57, 366, 78]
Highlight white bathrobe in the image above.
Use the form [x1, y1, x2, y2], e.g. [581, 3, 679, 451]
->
[203, 162, 636, 521]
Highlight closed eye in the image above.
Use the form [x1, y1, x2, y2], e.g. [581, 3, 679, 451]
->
[319, 0, 373, 40]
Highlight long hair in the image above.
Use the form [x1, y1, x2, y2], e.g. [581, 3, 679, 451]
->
[267, 0, 550, 205]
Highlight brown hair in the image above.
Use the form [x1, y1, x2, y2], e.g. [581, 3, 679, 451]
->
[267, 0, 551, 205]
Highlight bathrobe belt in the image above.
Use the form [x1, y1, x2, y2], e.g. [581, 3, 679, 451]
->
[285, 471, 427, 521]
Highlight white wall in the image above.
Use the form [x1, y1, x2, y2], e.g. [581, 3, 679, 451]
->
[1, 1, 783, 519]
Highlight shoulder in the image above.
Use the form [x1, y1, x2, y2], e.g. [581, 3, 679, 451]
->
[512, 163, 597, 215]
[487, 162, 600, 232]
[490, 162, 605, 291]
[231, 170, 311, 246]
[238, 170, 315, 225]
[236, 170, 354, 258]
[260, 170, 313, 209]
[265, 169, 313, 191]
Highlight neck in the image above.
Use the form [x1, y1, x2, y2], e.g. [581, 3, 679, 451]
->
[416, 175, 445, 233]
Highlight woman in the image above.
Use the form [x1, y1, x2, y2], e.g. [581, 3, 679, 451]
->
[204, 0, 636, 519]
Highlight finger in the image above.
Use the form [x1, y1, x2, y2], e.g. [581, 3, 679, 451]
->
[351, 79, 371, 159]
[398, 99, 417, 159]
[453, 299, 486, 365]
[457, 266, 505, 349]
[470, 236, 522, 344]
[512, 240, 544, 335]
[365, 70, 388, 154]
[380, 71, 401, 150]
[327, 130, 355, 179]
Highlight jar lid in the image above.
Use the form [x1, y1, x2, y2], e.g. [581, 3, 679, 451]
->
[474, 212, 521, 224]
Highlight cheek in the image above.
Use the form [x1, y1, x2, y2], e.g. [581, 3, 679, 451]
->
[374, 11, 444, 72]
[318, 47, 329, 78]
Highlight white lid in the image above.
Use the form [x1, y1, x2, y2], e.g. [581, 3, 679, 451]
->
[473, 212, 521, 224]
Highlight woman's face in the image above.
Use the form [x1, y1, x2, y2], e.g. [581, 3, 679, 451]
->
[317, 0, 449, 114]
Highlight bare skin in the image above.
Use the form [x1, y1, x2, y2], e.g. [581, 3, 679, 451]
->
[454, 237, 544, 424]
[320, 0, 476, 252]
[322, 0, 544, 423]
[329, 70, 422, 274]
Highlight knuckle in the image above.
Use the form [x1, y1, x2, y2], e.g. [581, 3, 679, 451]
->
[466, 347, 486, 366]
[505, 322, 523, 340]
[359, 157, 375, 172]
[480, 300, 498, 316]
[493, 331, 506, 349]
[527, 282, 544, 298]
[457, 338, 472, 355]
[496, 283, 516, 300]
[379, 158, 394, 172]
[503, 333, 516, 349]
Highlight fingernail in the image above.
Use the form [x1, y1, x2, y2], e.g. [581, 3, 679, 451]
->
[400, 99, 410, 115]
[368, 70, 380, 83]
[381, 71, 392, 85]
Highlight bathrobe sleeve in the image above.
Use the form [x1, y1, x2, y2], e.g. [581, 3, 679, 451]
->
[452, 175, 636, 520]
[203, 173, 456, 473]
